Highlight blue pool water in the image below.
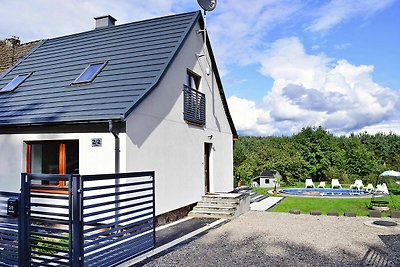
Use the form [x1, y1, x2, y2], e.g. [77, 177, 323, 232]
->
[281, 188, 370, 197]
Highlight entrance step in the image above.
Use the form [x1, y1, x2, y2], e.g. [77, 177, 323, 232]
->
[189, 193, 250, 219]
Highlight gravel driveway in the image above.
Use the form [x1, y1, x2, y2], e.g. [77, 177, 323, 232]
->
[142, 212, 400, 266]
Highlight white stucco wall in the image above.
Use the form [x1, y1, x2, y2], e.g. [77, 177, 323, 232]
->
[0, 132, 123, 192]
[125, 21, 234, 215]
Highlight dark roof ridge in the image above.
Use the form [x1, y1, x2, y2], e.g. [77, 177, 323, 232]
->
[48, 11, 201, 43]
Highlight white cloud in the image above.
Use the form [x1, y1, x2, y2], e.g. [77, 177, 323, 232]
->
[228, 37, 400, 135]
[334, 43, 351, 50]
[307, 0, 396, 33]
[259, 37, 331, 88]
[227, 96, 276, 136]
[206, 0, 305, 70]
[354, 121, 400, 135]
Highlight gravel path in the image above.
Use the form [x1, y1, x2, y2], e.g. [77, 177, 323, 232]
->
[143, 212, 400, 266]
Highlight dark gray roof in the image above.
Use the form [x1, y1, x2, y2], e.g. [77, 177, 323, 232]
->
[0, 11, 201, 125]
[0, 11, 237, 137]
[260, 170, 274, 177]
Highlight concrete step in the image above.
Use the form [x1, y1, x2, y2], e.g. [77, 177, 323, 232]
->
[201, 196, 240, 205]
[193, 205, 236, 213]
[198, 201, 239, 207]
[189, 210, 234, 219]
[250, 194, 264, 202]
[252, 195, 269, 203]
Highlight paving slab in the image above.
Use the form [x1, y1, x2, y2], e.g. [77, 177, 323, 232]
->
[250, 196, 283, 211]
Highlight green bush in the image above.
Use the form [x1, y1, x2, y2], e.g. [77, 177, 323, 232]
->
[32, 234, 69, 255]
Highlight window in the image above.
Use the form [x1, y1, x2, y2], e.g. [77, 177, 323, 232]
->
[73, 62, 107, 84]
[186, 70, 201, 90]
[183, 70, 205, 125]
[26, 140, 79, 187]
[0, 73, 31, 93]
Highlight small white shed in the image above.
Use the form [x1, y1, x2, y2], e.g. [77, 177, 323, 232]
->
[252, 170, 281, 188]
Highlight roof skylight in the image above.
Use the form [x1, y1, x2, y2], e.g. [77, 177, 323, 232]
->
[73, 62, 107, 84]
[0, 73, 31, 93]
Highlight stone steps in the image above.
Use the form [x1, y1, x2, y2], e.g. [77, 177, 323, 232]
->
[189, 193, 250, 219]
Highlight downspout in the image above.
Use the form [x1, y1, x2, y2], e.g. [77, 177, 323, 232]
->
[108, 120, 120, 173]
[109, 120, 120, 226]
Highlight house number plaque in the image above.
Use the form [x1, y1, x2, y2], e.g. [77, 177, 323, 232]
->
[91, 138, 102, 147]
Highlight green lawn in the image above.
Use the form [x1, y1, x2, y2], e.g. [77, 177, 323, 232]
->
[270, 195, 400, 216]
[252, 183, 400, 216]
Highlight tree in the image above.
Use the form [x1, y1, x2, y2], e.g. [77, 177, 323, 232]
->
[293, 126, 337, 181]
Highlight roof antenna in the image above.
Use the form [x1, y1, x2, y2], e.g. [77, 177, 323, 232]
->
[196, 0, 217, 58]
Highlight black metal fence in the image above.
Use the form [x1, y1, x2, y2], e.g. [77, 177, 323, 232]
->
[81, 172, 155, 267]
[0, 191, 20, 267]
[0, 171, 155, 267]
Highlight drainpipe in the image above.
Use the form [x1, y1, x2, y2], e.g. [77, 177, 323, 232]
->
[108, 120, 120, 173]
[109, 120, 120, 226]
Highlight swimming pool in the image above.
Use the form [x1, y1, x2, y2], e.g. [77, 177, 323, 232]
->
[280, 188, 371, 197]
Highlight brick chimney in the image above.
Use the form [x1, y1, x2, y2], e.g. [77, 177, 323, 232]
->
[0, 37, 40, 73]
[5, 37, 20, 47]
[94, 15, 117, 29]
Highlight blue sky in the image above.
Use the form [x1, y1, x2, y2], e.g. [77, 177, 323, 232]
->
[1, 0, 399, 136]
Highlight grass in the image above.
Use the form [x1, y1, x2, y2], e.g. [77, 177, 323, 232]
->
[270, 195, 400, 216]
[253, 182, 400, 216]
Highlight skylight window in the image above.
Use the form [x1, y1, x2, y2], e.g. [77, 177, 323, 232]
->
[73, 62, 107, 84]
[0, 73, 31, 93]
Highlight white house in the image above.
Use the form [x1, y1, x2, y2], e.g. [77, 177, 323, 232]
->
[0, 11, 237, 216]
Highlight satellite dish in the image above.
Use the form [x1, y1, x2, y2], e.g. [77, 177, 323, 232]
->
[197, 0, 217, 12]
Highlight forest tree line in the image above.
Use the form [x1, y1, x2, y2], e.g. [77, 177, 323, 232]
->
[234, 126, 400, 186]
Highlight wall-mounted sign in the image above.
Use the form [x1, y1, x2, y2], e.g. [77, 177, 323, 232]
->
[91, 138, 102, 147]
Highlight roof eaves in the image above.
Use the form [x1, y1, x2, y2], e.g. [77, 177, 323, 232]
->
[122, 11, 202, 120]
[0, 39, 48, 80]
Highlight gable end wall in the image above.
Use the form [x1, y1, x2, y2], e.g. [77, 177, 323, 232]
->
[124, 20, 234, 215]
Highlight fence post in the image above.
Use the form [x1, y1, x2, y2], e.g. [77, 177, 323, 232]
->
[72, 174, 84, 267]
[19, 173, 30, 267]
[152, 171, 156, 248]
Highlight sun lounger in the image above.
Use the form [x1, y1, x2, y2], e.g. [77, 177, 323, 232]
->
[375, 183, 389, 194]
[305, 179, 315, 188]
[350, 179, 364, 190]
[331, 179, 342, 189]
[376, 184, 383, 193]
[363, 183, 374, 192]
[317, 181, 326, 188]
[381, 183, 389, 194]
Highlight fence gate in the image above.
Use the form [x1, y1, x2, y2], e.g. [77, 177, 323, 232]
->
[20, 174, 73, 266]
[7, 171, 156, 267]
[0, 192, 20, 267]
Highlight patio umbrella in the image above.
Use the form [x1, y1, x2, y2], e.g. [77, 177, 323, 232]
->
[380, 170, 400, 178]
